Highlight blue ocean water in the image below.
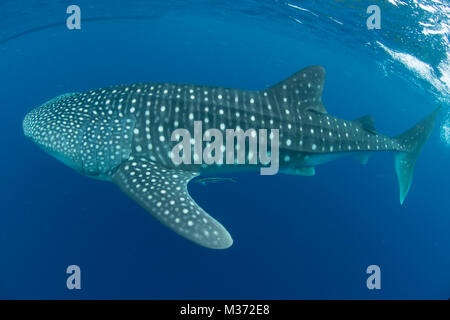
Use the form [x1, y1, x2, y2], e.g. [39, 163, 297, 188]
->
[0, 0, 449, 299]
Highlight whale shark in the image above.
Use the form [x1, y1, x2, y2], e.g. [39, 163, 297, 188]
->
[23, 66, 439, 249]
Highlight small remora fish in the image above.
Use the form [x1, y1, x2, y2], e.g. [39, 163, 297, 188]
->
[196, 177, 238, 185]
[23, 65, 440, 249]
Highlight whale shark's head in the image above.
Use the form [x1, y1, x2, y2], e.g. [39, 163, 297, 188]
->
[23, 93, 85, 172]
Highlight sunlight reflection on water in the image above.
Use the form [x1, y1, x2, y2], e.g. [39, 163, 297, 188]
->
[441, 109, 450, 145]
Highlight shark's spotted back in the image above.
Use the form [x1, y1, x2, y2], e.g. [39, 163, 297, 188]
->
[23, 66, 440, 249]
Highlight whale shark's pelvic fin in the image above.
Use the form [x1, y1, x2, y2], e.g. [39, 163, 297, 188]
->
[280, 166, 316, 176]
[354, 154, 372, 165]
[112, 157, 233, 249]
[267, 65, 327, 115]
[394, 107, 440, 204]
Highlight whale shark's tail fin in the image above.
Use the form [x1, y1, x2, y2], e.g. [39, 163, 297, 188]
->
[394, 107, 440, 204]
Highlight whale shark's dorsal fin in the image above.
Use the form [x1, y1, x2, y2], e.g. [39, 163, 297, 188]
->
[266, 65, 327, 115]
[112, 157, 233, 249]
[354, 115, 377, 134]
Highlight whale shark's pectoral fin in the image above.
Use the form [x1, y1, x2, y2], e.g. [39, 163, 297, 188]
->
[295, 166, 316, 176]
[112, 157, 233, 249]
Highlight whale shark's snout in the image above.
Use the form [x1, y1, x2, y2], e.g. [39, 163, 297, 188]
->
[23, 94, 87, 173]
[23, 101, 58, 146]
[22, 104, 51, 145]
[22, 110, 33, 138]
[23, 107, 43, 140]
